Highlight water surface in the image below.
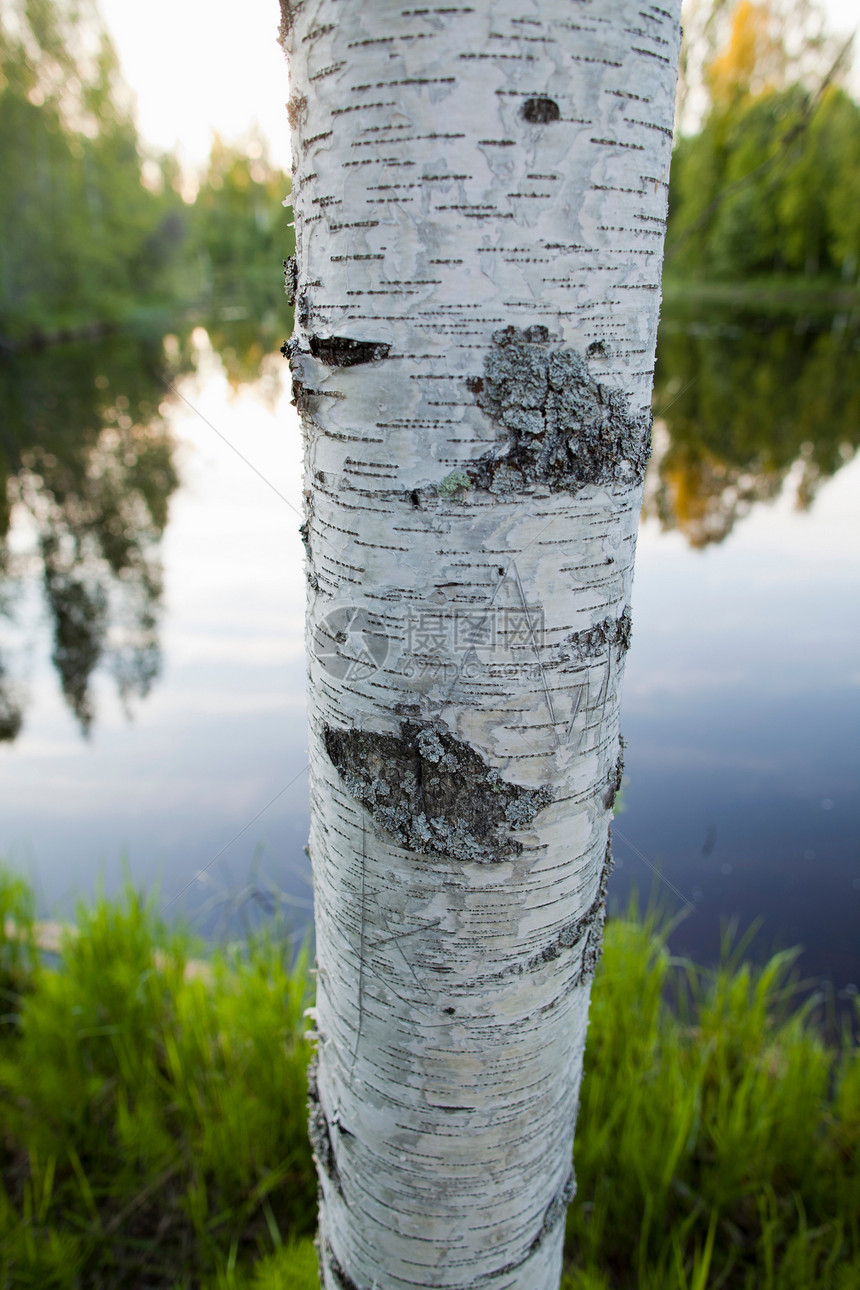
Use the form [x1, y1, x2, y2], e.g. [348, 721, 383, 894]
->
[1, 305, 857, 998]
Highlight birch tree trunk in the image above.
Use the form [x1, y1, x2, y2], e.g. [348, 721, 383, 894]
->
[280, 4, 681, 1287]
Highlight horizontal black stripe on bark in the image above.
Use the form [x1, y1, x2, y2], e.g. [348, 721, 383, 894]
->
[309, 335, 392, 366]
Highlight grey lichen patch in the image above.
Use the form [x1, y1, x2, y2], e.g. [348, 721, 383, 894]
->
[578, 835, 615, 985]
[522, 96, 561, 124]
[324, 721, 553, 863]
[309, 335, 391, 367]
[578, 912, 606, 984]
[466, 327, 649, 495]
[567, 606, 632, 662]
[299, 489, 312, 556]
[527, 879, 602, 972]
[300, 491, 313, 559]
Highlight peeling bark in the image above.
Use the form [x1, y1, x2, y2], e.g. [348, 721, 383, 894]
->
[604, 741, 625, 811]
[324, 1242, 366, 1290]
[521, 833, 614, 982]
[284, 255, 298, 305]
[411, 331, 650, 504]
[567, 607, 633, 662]
[307, 1053, 343, 1197]
[283, 3, 681, 1287]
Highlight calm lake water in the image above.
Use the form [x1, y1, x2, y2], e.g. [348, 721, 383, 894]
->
[1, 303, 858, 1001]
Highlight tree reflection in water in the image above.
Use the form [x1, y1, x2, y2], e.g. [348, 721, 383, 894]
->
[0, 329, 188, 739]
[1, 304, 858, 741]
[650, 306, 860, 546]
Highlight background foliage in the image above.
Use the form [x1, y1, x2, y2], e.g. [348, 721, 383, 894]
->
[0, 0, 294, 342]
[666, 0, 860, 281]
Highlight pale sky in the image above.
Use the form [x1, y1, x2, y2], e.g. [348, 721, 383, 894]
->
[98, 0, 293, 170]
[98, 0, 858, 171]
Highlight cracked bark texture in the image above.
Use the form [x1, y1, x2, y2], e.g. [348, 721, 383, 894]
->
[282, 3, 681, 1287]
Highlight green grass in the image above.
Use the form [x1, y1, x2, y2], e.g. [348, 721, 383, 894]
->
[0, 869, 856, 1288]
[0, 871, 316, 1288]
[562, 910, 859, 1289]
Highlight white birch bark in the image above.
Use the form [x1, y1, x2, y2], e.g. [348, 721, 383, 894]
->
[280, 4, 681, 1287]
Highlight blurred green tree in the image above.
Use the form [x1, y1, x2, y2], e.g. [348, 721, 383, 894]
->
[0, 0, 189, 339]
[190, 132, 295, 385]
[666, 0, 860, 282]
[193, 132, 292, 298]
[676, 0, 839, 126]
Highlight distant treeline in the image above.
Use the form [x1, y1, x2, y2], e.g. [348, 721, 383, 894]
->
[666, 83, 860, 283]
[2, 0, 860, 345]
[0, 2, 294, 343]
